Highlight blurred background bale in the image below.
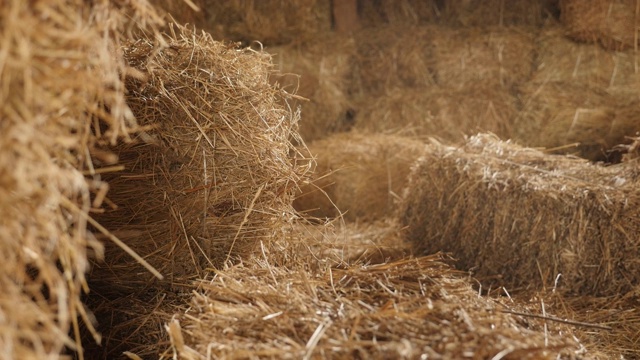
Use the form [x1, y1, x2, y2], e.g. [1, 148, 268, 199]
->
[268, 34, 357, 142]
[560, 0, 639, 50]
[201, 0, 332, 46]
[440, 0, 560, 27]
[357, 0, 440, 27]
[294, 132, 424, 222]
[399, 134, 640, 296]
[151, 0, 206, 26]
[354, 84, 518, 141]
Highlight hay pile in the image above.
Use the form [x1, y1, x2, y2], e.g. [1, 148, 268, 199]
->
[400, 133, 640, 296]
[202, 0, 332, 46]
[293, 133, 424, 222]
[0, 1, 162, 358]
[430, 27, 535, 89]
[269, 35, 357, 142]
[560, 0, 639, 50]
[354, 84, 518, 142]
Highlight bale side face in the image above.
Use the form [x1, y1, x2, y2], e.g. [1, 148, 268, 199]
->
[399, 134, 640, 296]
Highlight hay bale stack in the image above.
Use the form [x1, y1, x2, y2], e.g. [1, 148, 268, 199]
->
[160, 254, 585, 358]
[268, 34, 357, 142]
[534, 25, 640, 89]
[430, 27, 535, 89]
[358, 0, 439, 27]
[294, 133, 424, 221]
[92, 26, 305, 293]
[0, 1, 162, 358]
[560, 0, 639, 50]
[202, 0, 332, 45]
[354, 84, 519, 141]
[441, 0, 559, 27]
[351, 26, 437, 98]
[399, 134, 640, 296]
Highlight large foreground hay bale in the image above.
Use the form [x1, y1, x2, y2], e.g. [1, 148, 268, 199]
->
[202, 0, 332, 45]
[354, 84, 518, 141]
[294, 133, 424, 221]
[91, 25, 305, 293]
[441, 0, 559, 27]
[350, 26, 437, 98]
[430, 27, 536, 89]
[0, 1, 161, 358]
[269, 34, 357, 142]
[560, 0, 639, 50]
[161, 253, 585, 359]
[400, 134, 640, 296]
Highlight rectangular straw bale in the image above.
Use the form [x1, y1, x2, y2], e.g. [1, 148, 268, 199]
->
[560, 0, 639, 50]
[351, 25, 437, 97]
[92, 25, 306, 294]
[399, 133, 640, 296]
[354, 84, 519, 142]
[534, 24, 640, 89]
[202, 0, 332, 46]
[293, 132, 425, 221]
[358, 0, 440, 27]
[440, 0, 559, 27]
[268, 34, 357, 142]
[430, 26, 536, 89]
[0, 1, 162, 359]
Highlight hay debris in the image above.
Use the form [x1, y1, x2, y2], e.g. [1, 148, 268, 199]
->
[440, 0, 559, 27]
[560, 0, 639, 50]
[399, 133, 640, 296]
[354, 84, 519, 142]
[350, 25, 437, 98]
[293, 132, 425, 222]
[0, 0, 161, 358]
[430, 26, 536, 89]
[268, 34, 357, 142]
[202, 0, 332, 46]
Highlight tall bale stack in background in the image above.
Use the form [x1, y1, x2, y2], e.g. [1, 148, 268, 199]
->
[202, 0, 332, 45]
[560, 0, 639, 50]
[430, 27, 536, 89]
[354, 84, 519, 141]
[0, 1, 163, 359]
[294, 133, 424, 221]
[92, 25, 306, 294]
[400, 134, 640, 296]
[358, 0, 439, 27]
[441, 0, 559, 27]
[268, 35, 357, 142]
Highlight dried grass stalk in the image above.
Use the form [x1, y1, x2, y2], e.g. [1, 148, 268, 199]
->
[158, 252, 585, 359]
[0, 0, 162, 358]
[202, 0, 332, 45]
[358, 0, 439, 27]
[399, 133, 640, 296]
[354, 84, 518, 142]
[430, 27, 536, 89]
[293, 132, 425, 222]
[268, 34, 357, 142]
[351, 26, 437, 98]
[441, 0, 559, 27]
[560, 0, 639, 50]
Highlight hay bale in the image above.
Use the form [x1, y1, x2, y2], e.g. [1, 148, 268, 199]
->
[430, 27, 536, 89]
[358, 0, 439, 27]
[351, 25, 437, 98]
[399, 133, 640, 296]
[202, 0, 332, 46]
[560, 0, 639, 50]
[0, 1, 162, 358]
[159, 253, 585, 359]
[441, 0, 559, 26]
[354, 84, 519, 142]
[534, 25, 640, 89]
[92, 25, 305, 292]
[268, 34, 357, 142]
[293, 133, 425, 221]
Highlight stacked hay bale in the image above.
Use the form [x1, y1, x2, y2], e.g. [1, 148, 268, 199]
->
[0, 0, 162, 359]
[399, 134, 640, 296]
[293, 132, 425, 221]
[440, 0, 559, 27]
